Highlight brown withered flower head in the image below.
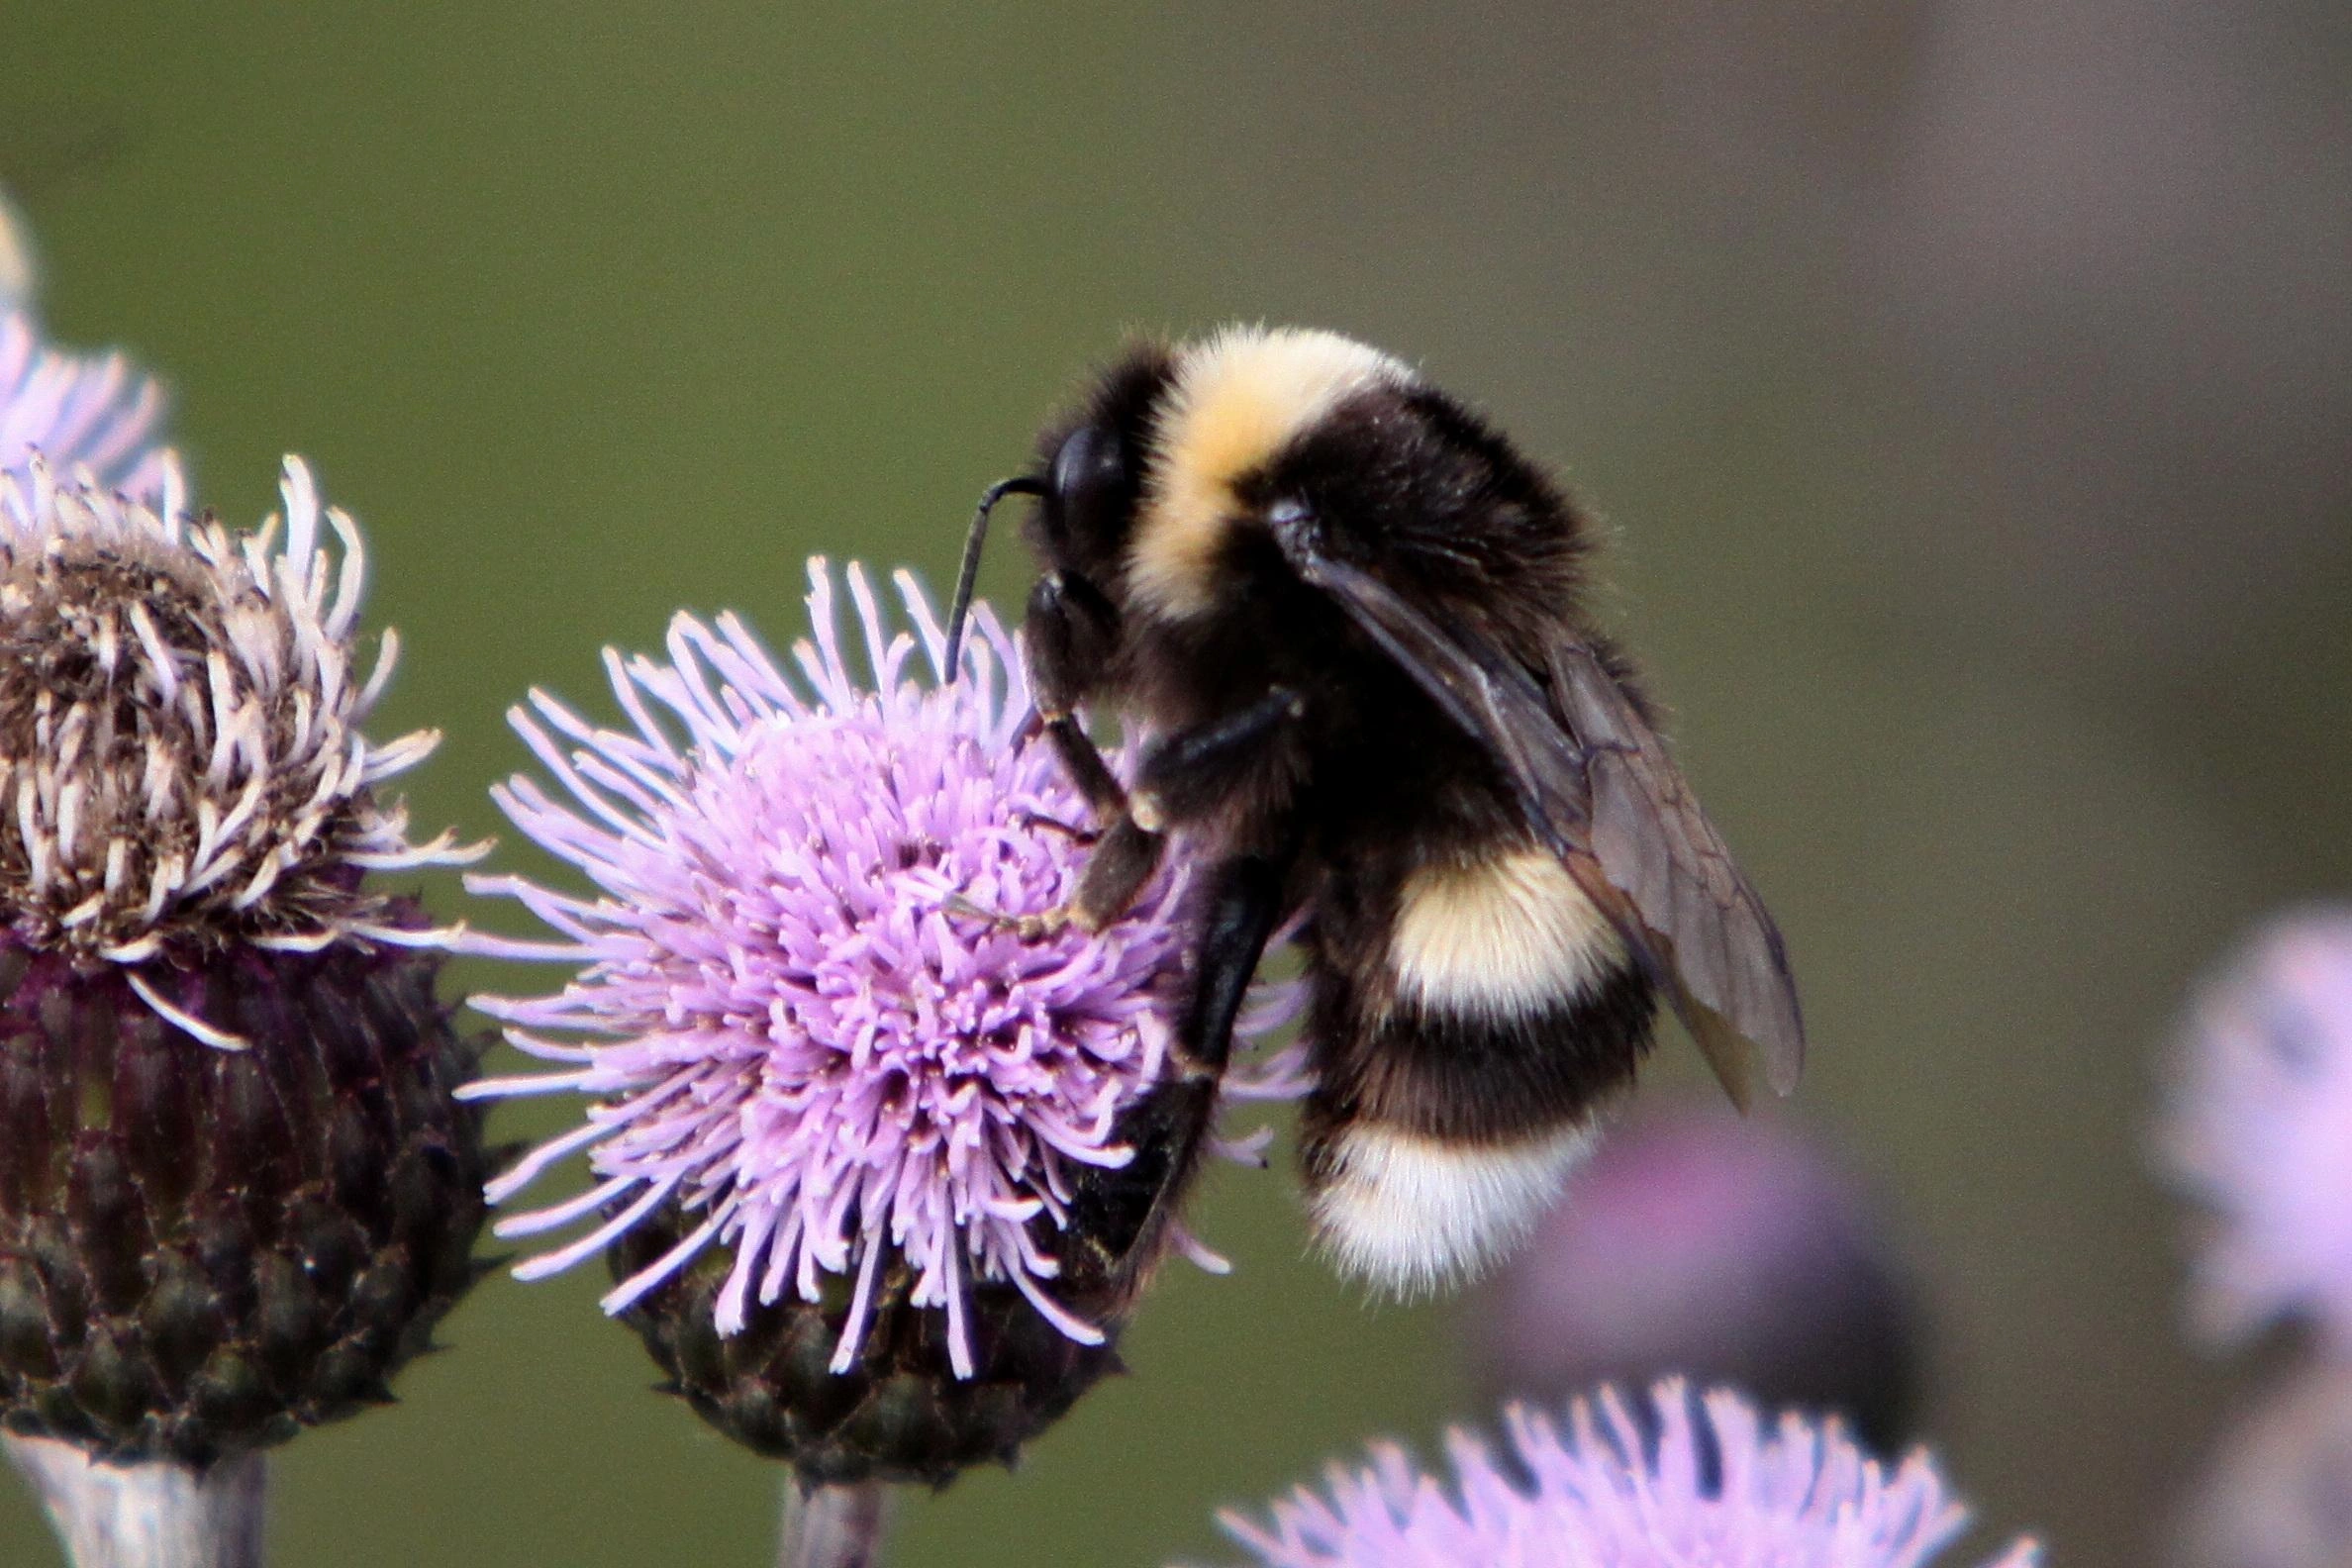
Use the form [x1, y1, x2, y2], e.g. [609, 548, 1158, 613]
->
[0, 456, 491, 1464]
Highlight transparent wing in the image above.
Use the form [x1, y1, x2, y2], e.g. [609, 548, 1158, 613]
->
[1542, 639, 1804, 1103]
[1288, 548, 1804, 1106]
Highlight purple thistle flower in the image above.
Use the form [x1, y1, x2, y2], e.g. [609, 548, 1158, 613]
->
[1, 312, 168, 498]
[460, 559, 1300, 1383]
[2156, 908, 2352, 1351]
[1219, 1380, 2041, 1568]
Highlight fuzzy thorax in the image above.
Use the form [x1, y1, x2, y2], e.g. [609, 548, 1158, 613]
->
[1128, 327, 1408, 621]
[0, 458, 473, 980]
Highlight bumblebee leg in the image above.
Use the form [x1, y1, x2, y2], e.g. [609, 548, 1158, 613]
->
[941, 818, 1160, 937]
[1061, 690, 1309, 931]
[1064, 818, 1161, 931]
[1057, 846, 1295, 1304]
[1175, 849, 1293, 1079]
[1061, 688, 1307, 931]
[1013, 570, 1171, 931]
[1011, 582, 1303, 941]
[1042, 717, 1130, 821]
[1014, 809, 1100, 844]
[1130, 686, 1307, 831]
[1021, 571, 1121, 704]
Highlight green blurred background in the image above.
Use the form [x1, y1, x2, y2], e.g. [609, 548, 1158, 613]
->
[3, 3, 2348, 1563]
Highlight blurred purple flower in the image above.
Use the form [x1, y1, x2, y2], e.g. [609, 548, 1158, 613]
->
[2170, 1358, 2352, 1568]
[2156, 908, 2352, 1351]
[460, 559, 1301, 1379]
[1220, 1380, 2040, 1568]
[1, 311, 167, 498]
[1462, 1101, 1920, 1452]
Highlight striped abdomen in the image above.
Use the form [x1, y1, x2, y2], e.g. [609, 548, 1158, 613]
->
[1300, 844, 1657, 1293]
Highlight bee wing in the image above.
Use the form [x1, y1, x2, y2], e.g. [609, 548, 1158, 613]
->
[1541, 639, 1805, 1105]
[1288, 549, 1804, 1107]
[1283, 551, 1593, 837]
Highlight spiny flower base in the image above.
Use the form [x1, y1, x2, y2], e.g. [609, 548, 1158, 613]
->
[0, 936, 489, 1464]
[613, 1206, 1123, 1488]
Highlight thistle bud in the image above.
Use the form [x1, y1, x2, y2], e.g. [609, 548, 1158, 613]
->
[0, 458, 489, 1464]
[463, 560, 1301, 1486]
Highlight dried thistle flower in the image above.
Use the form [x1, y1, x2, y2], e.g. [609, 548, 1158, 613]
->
[462, 559, 1300, 1483]
[1219, 1380, 2041, 1568]
[0, 457, 489, 1463]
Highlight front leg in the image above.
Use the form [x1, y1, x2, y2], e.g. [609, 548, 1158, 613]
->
[1009, 572, 1309, 935]
[1018, 571, 1165, 932]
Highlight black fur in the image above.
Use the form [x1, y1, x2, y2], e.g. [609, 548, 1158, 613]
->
[1301, 966, 1659, 1164]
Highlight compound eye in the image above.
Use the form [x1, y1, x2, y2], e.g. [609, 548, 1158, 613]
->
[1045, 424, 1130, 548]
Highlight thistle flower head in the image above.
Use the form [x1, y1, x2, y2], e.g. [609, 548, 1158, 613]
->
[0, 456, 489, 1462]
[1221, 1381, 2041, 1568]
[463, 560, 1299, 1391]
[2, 312, 167, 498]
[0, 457, 470, 1006]
[2156, 907, 2352, 1350]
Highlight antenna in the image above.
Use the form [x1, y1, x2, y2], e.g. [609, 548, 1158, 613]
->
[942, 475, 1044, 678]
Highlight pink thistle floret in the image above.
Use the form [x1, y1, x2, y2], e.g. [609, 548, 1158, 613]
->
[2156, 907, 2352, 1351]
[2, 312, 167, 497]
[459, 559, 1300, 1379]
[1219, 1380, 2041, 1568]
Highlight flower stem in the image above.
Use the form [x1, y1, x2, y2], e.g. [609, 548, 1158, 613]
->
[778, 1479, 890, 1568]
[4, 1436, 265, 1568]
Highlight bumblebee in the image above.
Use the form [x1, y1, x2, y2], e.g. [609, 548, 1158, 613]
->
[945, 325, 1804, 1295]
